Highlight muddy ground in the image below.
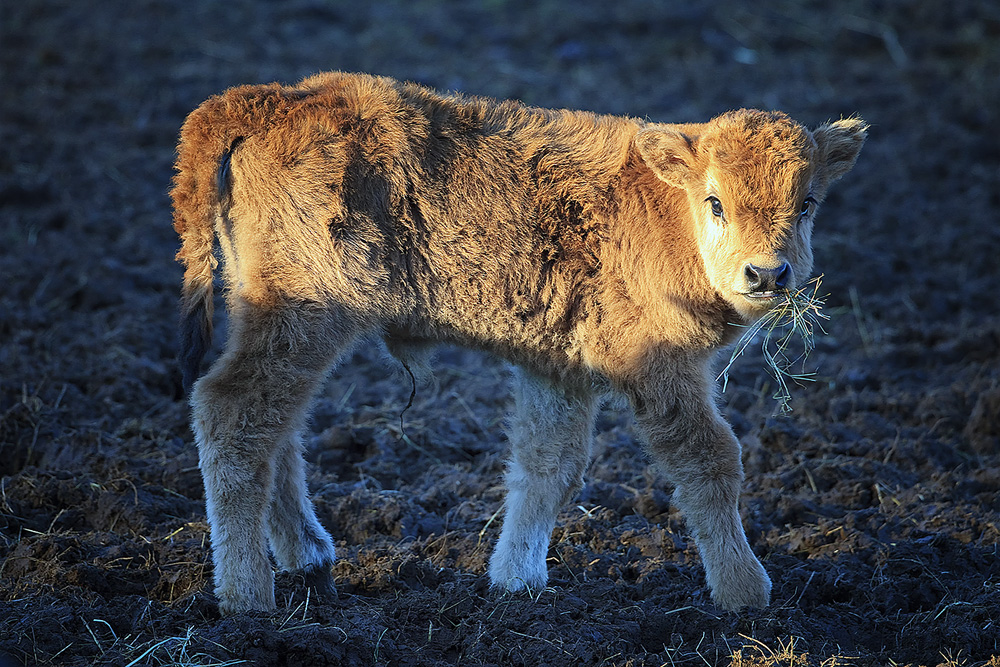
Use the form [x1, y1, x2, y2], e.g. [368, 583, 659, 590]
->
[2, 1, 999, 665]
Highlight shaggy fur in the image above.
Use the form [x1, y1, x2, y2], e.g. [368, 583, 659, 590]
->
[171, 71, 866, 615]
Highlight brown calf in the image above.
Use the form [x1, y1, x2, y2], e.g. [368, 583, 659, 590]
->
[172, 71, 865, 615]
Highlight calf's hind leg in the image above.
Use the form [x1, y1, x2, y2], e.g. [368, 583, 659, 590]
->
[265, 432, 338, 596]
[191, 303, 352, 614]
[489, 370, 596, 591]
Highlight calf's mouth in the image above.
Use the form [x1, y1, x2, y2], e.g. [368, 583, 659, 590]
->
[742, 289, 784, 302]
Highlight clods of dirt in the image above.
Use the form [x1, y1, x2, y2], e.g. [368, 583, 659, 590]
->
[2, 1, 999, 665]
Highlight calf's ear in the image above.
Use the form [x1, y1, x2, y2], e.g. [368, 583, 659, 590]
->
[635, 128, 697, 188]
[813, 117, 867, 186]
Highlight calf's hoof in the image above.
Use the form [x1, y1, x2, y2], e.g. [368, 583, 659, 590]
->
[216, 587, 277, 616]
[708, 557, 772, 611]
[488, 551, 548, 594]
[298, 562, 337, 598]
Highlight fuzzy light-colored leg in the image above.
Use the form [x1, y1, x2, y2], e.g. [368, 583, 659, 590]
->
[633, 358, 771, 611]
[266, 434, 337, 595]
[192, 305, 350, 615]
[489, 370, 596, 592]
[194, 409, 277, 614]
[670, 458, 771, 611]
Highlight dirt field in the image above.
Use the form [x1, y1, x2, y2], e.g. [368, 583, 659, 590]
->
[2, 1, 998, 665]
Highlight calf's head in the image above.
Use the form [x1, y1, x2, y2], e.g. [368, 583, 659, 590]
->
[637, 110, 866, 321]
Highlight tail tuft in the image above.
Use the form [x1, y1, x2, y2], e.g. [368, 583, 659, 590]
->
[180, 296, 211, 393]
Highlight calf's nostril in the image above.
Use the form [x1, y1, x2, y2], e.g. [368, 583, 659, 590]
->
[744, 264, 764, 292]
[774, 262, 791, 289]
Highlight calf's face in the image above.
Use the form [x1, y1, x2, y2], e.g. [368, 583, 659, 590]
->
[637, 110, 866, 321]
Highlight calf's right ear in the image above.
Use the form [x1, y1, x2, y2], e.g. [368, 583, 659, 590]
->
[635, 128, 697, 188]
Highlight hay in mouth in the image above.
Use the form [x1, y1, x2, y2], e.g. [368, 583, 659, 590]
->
[720, 275, 829, 413]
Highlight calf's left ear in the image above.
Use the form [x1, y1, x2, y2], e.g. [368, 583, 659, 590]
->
[813, 117, 868, 186]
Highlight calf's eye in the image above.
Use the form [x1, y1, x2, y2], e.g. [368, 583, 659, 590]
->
[799, 196, 817, 220]
[707, 196, 724, 218]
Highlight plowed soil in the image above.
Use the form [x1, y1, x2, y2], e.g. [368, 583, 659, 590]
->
[2, 1, 999, 665]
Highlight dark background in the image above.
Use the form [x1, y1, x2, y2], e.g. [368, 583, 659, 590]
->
[2, 1, 998, 665]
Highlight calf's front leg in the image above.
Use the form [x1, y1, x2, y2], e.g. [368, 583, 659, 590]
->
[489, 370, 597, 592]
[632, 364, 771, 611]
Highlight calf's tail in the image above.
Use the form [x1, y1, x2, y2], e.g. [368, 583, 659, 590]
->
[171, 94, 249, 392]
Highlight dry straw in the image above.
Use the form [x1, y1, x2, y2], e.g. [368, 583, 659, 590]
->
[719, 276, 829, 413]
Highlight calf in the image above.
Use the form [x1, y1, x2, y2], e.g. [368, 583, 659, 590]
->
[172, 71, 865, 615]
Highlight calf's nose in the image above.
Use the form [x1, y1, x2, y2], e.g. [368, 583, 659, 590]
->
[744, 262, 791, 293]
